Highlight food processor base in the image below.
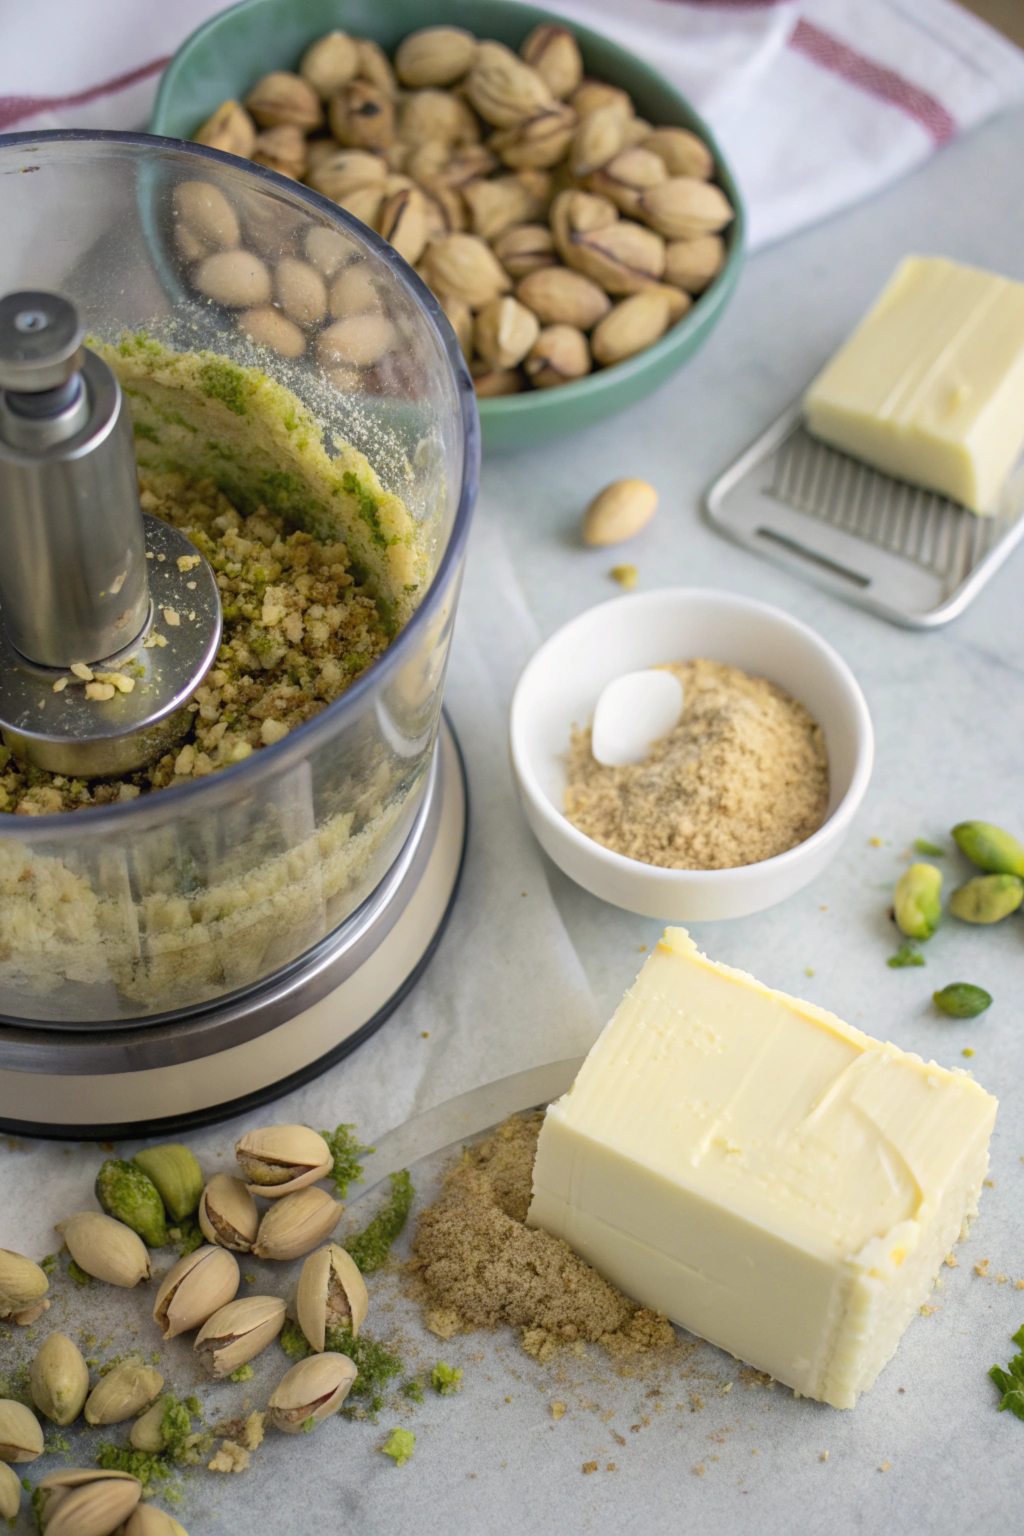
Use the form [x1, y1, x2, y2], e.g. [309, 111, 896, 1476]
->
[0, 718, 467, 1139]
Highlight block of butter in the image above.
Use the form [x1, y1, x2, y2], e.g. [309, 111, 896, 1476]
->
[528, 928, 997, 1409]
[804, 256, 1024, 514]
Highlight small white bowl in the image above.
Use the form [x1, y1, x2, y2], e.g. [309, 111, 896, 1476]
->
[509, 588, 873, 921]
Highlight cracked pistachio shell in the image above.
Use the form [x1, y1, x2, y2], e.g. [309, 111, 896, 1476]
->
[0, 1247, 49, 1317]
[893, 863, 942, 939]
[84, 1361, 163, 1426]
[0, 1461, 20, 1520]
[132, 1144, 203, 1224]
[35, 1469, 141, 1536]
[520, 24, 583, 100]
[296, 1244, 369, 1352]
[643, 126, 714, 180]
[422, 233, 511, 310]
[198, 1175, 259, 1252]
[268, 1352, 358, 1433]
[638, 176, 733, 240]
[253, 1186, 343, 1261]
[30, 1333, 90, 1426]
[55, 1212, 150, 1288]
[524, 323, 591, 388]
[474, 296, 540, 370]
[153, 1244, 240, 1339]
[194, 1295, 286, 1378]
[193, 99, 256, 160]
[0, 1398, 44, 1462]
[244, 71, 322, 132]
[566, 219, 666, 296]
[465, 41, 555, 129]
[125, 1505, 191, 1536]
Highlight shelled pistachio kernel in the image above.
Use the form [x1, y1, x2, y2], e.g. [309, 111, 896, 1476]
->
[893, 863, 942, 940]
[132, 1143, 203, 1224]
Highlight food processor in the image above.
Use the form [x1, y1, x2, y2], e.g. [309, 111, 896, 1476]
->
[0, 131, 477, 1138]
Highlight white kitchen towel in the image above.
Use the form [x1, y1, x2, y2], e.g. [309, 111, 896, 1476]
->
[1, 0, 1022, 249]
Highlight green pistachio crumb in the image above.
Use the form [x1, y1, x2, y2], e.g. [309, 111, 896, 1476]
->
[887, 942, 925, 968]
[280, 1318, 313, 1361]
[230, 1363, 254, 1383]
[320, 1123, 372, 1199]
[431, 1362, 463, 1396]
[990, 1325, 1024, 1419]
[67, 1259, 93, 1287]
[348, 1171, 414, 1273]
[913, 839, 945, 856]
[39, 1254, 57, 1275]
[381, 1427, 415, 1467]
[402, 1379, 424, 1404]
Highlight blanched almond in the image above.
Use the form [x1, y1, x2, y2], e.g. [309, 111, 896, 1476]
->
[581, 479, 659, 546]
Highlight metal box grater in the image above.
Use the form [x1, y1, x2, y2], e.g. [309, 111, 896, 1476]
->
[704, 404, 1024, 627]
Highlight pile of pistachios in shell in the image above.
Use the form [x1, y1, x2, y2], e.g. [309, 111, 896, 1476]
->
[0, 1125, 379, 1533]
[890, 818, 1024, 1014]
[189, 22, 733, 395]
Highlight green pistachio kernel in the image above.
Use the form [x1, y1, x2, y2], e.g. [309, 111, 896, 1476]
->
[952, 821, 1024, 877]
[95, 1159, 168, 1247]
[933, 984, 993, 1018]
[133, 1144, 203, 1224]
[948, 874, 1024, 924]
[893, 863, 942, 940]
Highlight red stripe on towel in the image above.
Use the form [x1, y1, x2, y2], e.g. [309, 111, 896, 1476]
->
[789, 19, 956, 144]
[0, 56, 172, 132]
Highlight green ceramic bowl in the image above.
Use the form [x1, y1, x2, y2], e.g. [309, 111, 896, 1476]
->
[151, 0, 745, 451]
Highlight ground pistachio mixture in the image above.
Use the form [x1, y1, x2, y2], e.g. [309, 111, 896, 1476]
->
[409, 1114, 674, 1363]
[1, 472, 390, 816]
[564, 657, 829, 870]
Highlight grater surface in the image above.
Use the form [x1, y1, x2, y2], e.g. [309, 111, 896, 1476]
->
[704, 404, 1024, 627]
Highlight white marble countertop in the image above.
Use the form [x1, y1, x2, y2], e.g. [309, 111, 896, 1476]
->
[8, 100, 1024, 1536]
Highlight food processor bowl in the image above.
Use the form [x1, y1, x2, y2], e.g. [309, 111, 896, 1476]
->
[0, 131, 477, 1134]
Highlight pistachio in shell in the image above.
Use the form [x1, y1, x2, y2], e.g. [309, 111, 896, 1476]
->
[153, 1244, 240, 1340]
[30, 1333, 90, 1426]
[399, 88, 478, 148]
[0, 1462, 19, 1521]
[378, 187, 430, 267]
[523, 324, 591, 388]
[439, 292, 473, 361]
[465, 41, 555, 129]
[253, 1186, 343, 1261]
[474, 295, 540, 370]
[329, 81, 396, 151]
[95, 1158, 167, 1248]
[306, 148, 387, 203]
[125, 1505, 191, 1536]
[356, 38, 397, 96]
[84, 1360, 163, 1427]
[516, 267, 610, 330]
[463, 175, 543, 242]
[588, 147, 668, 217]
[664, 234, 725, 295]
[565, 218, 666, 295]
[422, 233, 511, 310]
[470, 363, 524, 398]
[55, 1212, 150, 1288]
[252, 124, 307, 180]
[193, 100, 256, 159]
[268, 1352, 358, 1433]
[549, 188, 619, 264]
[638, 176, 733, 240]
[570, 80, 633, 119]
[244, 71, 322, 132]
[488, 105, 576, 171]
[493, 222, 556, 279]
[395, 26, 478, 89]
[34, 1468, 141, 1536]
[0, 1247, 49, 1320]
[296, 1243, 370, 1352]
[198, 1174, 259, 1253]
[299, 31, 359, 99]
[643, 126, 714, 180]
[570, 104, 628, 178]
[591, 289, 672, 365]
[0, 1398, 44, 1462]
[520, 24, 584, 101]
[194, 1295, 287, 1378]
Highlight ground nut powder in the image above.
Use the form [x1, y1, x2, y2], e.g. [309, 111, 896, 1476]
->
[564, 658, 829, 870]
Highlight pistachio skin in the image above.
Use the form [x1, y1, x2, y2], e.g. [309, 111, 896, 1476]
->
[952, 820, 1024, 877]
[933, 983, 993, 1018]
[0, 1398, 44, 1462]
[893, 863, 942, 940]
[949, 874, 1024, 924]
[95, 1159, 168, 1247]
[84, 1361, 164, 1426]
[133, 1144, 203, 1223]
[30, 1333, 90, 1426]
[0, 1248, 49, 1319]
[0, 1462, 20, 1520]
